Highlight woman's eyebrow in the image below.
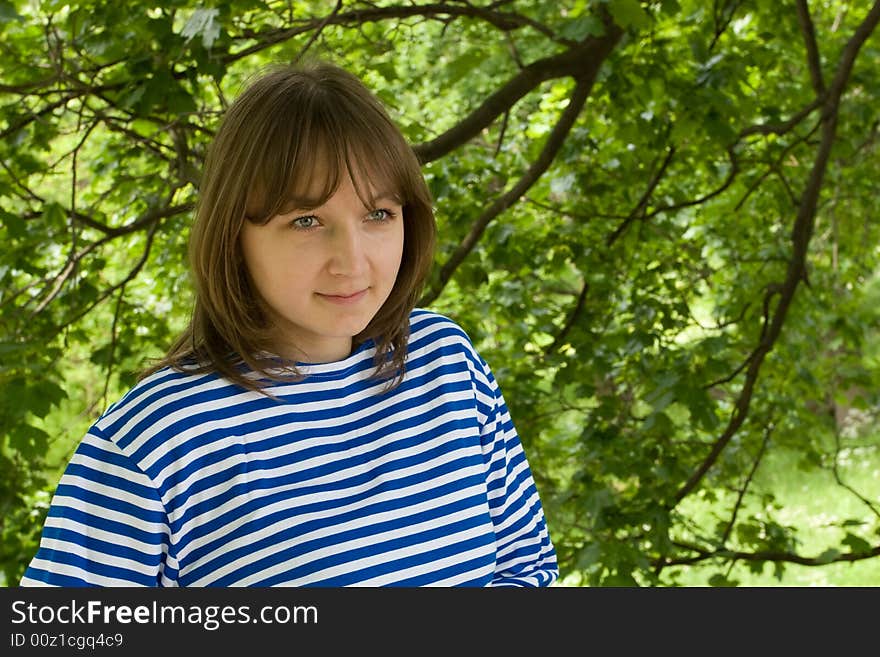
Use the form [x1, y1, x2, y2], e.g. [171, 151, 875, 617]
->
[271, 190, 401, 216]
[278, 197, 323, 213]
[370, 191, 402, 204]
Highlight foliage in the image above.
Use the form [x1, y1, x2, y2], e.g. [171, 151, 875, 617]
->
[2, 0, 880, 586]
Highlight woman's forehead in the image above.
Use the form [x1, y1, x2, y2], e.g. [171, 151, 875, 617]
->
[287, 153, 398, 204]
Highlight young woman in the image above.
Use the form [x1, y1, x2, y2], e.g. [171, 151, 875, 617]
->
[21, 60, 558, 587]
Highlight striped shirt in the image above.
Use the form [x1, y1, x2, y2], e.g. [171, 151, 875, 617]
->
[21, 309, 558, 587]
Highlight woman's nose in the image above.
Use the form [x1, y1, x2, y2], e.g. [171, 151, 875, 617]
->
[326, 224, 368, 277]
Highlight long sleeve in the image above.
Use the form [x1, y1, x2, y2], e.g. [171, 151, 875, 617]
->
[20, 428, 176, 587]
[20, 310, 559, 588]
[471, 354, 558, 587]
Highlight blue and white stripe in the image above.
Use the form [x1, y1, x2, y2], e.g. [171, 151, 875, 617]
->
[21, 309, 558, 587]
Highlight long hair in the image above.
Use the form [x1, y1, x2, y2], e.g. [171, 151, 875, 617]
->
[144, 60, 436, 392]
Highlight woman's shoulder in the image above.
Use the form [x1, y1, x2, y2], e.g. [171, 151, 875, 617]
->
[409, 307, 471, 337]
[93, 364, 229, 438]
[409, 307, 477, 345]
[408, 308, 483, 360]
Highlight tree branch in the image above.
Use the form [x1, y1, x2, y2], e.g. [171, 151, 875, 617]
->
[661, 540, 880, 568]
[16, 203, 193, 317]
[414, 26, 623, 163]
[49, 218, 162, 338]
[228, 3, 572, 64]
[292, 0, 343, 63]
[546, 281, 590, 355]
[831, 426, 880, 521]
[100, 283, 127, 407]
[643, 144, 740, 222]
[720, 421, 774, 545]
[606, 146, 676, 246]
[796, 0, 826, 95]
[739, 98, 823, 138]
[419, 75, 598, 306]
[674, 0, 880, 505]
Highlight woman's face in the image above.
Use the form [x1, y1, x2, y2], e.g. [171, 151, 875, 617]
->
[239, 170, 404, 364]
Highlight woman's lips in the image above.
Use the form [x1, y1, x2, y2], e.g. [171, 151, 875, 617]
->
[316, 289, 368, 304]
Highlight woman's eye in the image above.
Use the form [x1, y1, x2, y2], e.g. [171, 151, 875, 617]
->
[290, 215, 318, 229]
[367, 208, 394, 222]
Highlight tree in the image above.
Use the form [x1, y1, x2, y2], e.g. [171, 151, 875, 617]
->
[2, 0, 879, 586]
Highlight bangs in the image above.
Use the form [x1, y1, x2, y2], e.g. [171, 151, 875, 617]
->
[246, 90, 410, 223]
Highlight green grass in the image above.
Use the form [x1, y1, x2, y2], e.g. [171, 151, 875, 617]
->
[667, 442, 880, 587]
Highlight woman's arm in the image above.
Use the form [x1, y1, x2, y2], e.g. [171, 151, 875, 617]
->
[472, 354, 559, 587]
[20, 428, 175, 587]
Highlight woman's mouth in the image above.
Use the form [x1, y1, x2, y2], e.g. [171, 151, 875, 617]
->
[316, 289, 368, 304]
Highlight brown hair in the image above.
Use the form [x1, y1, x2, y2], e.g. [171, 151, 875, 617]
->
[144, 59, 436, 392]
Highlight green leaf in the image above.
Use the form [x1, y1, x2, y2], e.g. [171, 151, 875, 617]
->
[42, 202, 67, 229]
[607, 0, 652, 30]
[708, 573, 739, 587]
[642, 410, 673, 433]
[746, 560, 766, 575]
[815, 548, 841, 564]
[576, 543, 601, 569]
[604, 570, 639, 586]
[685, 387, 718, 431]
[0, 0, 22, 22]
[660, 0, 681, 15]
[559, 15, 605, 40]
[648, 389, 676, 412]
[1, 209, 27, 239]
[444, 52, 483, 86]
[180, 8, 221, 49]
[8, 423, 50, 458]
[842, 533, 872, 554]
[166, 83, 198, 115]
[23, 380, 68, 419]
